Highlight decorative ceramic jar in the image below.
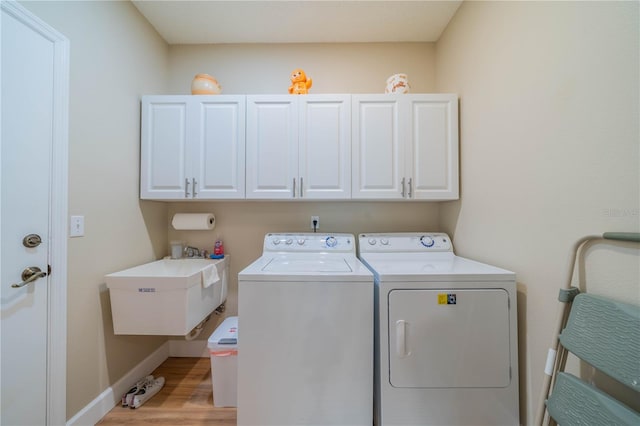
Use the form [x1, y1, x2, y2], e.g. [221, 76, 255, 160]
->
[191, 73, 221, 95]
[385, 73, 410, 94]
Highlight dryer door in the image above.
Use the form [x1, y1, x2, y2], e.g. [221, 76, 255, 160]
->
[388, 288, 512, 388]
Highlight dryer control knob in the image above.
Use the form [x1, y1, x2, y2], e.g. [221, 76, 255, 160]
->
[326, 236, 338, 247]
[420, 236, 435, 247]
[285, 238, 293, 245]
[368, 238, 377, 245]
[380, 238, 389, 245]
[297, 239, 305, 245]
[272, 238, 281, 245]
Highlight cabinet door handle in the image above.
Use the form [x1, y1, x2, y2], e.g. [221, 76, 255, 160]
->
[300, 177, 303, 198]
[408, 178, 412, 198]
[292, 178, 296, 198]
[185, 178, 190, 198]
[192, 178, 197, 198]
[401, 178, 406, 198]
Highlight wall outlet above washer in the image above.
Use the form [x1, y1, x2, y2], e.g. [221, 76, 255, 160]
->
[311, 216, 319, 231]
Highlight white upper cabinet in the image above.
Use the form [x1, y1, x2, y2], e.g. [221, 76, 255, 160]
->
[246, 95, 351, 200]
[140, 95, 246, 200]
[192, 98, 246, 199]
[141, 93, 456, 201]
[409, 95, 459, 200]
[299, 96, 351, 199]
[140, 97, 189, 199]
[352, 96, 405, 199]
[245, 96, 298, 199]
[352, 94, 458, 200]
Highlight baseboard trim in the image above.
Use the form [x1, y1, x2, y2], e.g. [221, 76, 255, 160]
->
[66, 342, 170, 426]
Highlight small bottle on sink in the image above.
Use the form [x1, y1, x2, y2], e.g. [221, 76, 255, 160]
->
[211, 240, 224, 259]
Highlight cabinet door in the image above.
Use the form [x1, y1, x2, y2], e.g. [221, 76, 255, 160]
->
[140, 97, 189, 199]
[407, 95, 459, 200]
[351, 95, 406, 199]
[191, 96, 246, 199]
[246, 96, 299, 199]
[299, 95, 351, 199]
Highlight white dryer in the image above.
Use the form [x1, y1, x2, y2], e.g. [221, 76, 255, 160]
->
[358, 233, 520, 426]
[238, 233, 374, 426]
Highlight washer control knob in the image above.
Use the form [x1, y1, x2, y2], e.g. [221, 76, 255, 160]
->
[420, 235, 435, 247]
[272, 238, 281, 245]
[368, 238, 377, 245]
[380, 238, 389, 245]
[285, 238, 293, 245]
[297, 238, 305, 245]
[326, 236, 338, 247]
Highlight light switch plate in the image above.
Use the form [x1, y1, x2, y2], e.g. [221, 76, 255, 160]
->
[70, 215, 84, 237]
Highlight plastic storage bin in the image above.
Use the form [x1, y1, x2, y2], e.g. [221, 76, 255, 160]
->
[208, 316, 238, 407]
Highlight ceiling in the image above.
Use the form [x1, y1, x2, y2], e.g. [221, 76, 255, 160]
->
[132, 1, 463, 45]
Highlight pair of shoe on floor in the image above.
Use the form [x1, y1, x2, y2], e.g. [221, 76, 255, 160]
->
[121, 375, 165, 409]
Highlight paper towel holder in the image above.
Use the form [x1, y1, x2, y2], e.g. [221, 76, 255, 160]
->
[171, 213, 216, 230]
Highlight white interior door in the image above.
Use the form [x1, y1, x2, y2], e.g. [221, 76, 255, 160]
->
[1, 2, 68, 424]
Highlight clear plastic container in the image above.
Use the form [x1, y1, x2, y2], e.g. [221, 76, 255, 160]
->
[170, 241, 183, 259]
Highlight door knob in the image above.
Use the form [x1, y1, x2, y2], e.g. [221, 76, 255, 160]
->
[11, 266, 47, 288]
[22, 233, 42, 248]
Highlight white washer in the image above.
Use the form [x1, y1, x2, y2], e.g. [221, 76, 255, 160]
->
[358, 233, 520, 426]
[238, 233, 374, 426]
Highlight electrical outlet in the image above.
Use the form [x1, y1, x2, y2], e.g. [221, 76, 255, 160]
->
[70, 215, 84, 237]
[310, 216, 320, 231]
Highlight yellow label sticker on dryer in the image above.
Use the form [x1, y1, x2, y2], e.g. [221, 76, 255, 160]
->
[438, 293, 457, 305]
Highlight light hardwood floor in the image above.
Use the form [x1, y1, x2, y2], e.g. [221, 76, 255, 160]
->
[96, 357, 236, 425]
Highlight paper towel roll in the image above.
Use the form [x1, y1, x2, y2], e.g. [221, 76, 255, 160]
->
[171, 213, 215, 230]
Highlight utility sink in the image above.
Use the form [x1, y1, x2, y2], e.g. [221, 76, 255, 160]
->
[105, 257, 229, 336]
[107, 258, 220, 288]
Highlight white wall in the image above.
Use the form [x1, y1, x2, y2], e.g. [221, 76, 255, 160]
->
[167, 201, 442, 329]
[20, 1, 171, 419]
[435, 1, 639, 423]
[166, 42, 435, 95]
[165, 42, 441, 340]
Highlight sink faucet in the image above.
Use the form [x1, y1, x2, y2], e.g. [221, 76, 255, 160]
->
[183, 246, 202, 258]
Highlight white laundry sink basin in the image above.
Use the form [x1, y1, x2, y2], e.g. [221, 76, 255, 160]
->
[105, 257, 229, 335]
[107, 258, 219, 288]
